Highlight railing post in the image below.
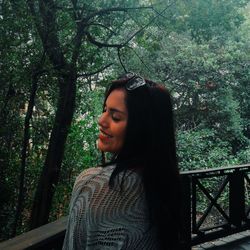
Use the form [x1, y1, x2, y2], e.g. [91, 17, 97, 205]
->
[229, 171, 245, 227]
[180, 175, 192, 250]
[192, 178, 197, 234]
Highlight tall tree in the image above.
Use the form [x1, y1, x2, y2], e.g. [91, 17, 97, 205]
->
[0, 0, 46, 237]
[27, 0, 166, 229]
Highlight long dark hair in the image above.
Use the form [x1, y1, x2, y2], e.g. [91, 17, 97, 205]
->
[102, 75, 181, 249]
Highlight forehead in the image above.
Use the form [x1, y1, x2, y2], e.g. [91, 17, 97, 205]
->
[106, 89, 127, 110]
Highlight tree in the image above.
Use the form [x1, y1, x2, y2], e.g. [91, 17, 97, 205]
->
[26, 0, 169, 229]
[0, 0, 48, 237]
[119, 0, 250, 169]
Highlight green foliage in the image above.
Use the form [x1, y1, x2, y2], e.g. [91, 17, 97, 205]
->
[50, 87, 104, 220]
[1, 0, 250, 240]
[173, 0, 248, 43]
[177, 129, 239, 171]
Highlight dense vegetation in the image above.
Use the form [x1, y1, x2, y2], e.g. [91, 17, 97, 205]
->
[0, 0, 250, 240]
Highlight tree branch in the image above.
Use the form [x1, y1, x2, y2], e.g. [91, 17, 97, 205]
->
[71, 22, 85, 65]
[89, 22, 116, 35]
[27, 0, 66, 68]
[127, 46, 154, 74]
[117, 48, 127, 72]
[77, 63, 113, 77]
[122, 1, 175, 47]
[86, 1, 175, 49]
[86, 31, 123, 48]
[70, 0, 80, 21]
[85, 6, 153, 22]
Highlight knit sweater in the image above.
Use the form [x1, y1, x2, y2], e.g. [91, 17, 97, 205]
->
[62, 165, 158, 249]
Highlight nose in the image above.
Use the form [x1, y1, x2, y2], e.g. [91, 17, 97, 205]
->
[98, 112, 108, 128]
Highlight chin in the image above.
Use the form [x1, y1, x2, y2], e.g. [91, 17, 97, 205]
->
[97, 139, 121, 153]
[97, 140, 109, 152]
[97, 143, 104, 152]
[98, 145, 115, 153]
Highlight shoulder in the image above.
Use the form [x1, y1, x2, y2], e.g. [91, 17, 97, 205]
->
[73, 165, 115, 190]
[75, 167, 102, 182]
[111, 168, 144, 194]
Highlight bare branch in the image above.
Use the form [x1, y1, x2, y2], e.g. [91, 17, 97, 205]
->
[85, 6, 153, 22]
[86, 1, 175, 49]
[89, 22, 116, 35]
[127, 46, 154, 74]
[86, 31, 123, 48]
[117, 48, 127, 73]
[77, 63, 113, 77]
[122, 1, 175, 47]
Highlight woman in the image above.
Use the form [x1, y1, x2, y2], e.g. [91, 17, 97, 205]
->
[63, 73, 181, 250]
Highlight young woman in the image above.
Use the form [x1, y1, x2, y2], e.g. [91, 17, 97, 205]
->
[63, 73, 181, 250]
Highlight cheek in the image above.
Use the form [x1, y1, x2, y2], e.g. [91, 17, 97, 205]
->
[116, 125, 127, 144]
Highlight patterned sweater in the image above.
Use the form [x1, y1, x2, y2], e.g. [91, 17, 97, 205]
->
[62, 165, 158, 249]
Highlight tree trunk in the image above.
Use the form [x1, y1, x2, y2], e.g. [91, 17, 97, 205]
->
[30, 69, 76, 229]
[11, 72, 39, 237]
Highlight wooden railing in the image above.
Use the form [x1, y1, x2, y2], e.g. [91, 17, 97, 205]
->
[0, 164, 249, 250]
[0, 217, 67, 250]
[180, 163, 250, 249]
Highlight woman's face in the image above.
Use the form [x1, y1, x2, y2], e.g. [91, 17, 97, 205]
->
[97, 89, 128, 153]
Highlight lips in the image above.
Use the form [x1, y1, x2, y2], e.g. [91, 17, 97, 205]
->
[99, 129, 112, 141]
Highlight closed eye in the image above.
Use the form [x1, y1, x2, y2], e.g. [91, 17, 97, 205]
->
[110, 111, 122, 122]
[103, 106, 126, 122]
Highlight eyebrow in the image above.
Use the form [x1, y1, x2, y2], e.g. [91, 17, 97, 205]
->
[108, 107, 127, 115]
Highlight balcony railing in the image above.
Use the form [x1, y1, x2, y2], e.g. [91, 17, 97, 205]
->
[0, 164, 249, 250]
[180, 163, 250, 249]
[0, 217, 67, 250]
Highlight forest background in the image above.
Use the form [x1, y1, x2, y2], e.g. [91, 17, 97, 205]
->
[1, 0, 250, 241]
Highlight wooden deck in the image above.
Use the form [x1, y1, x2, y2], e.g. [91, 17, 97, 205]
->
[194, 230, 250, 250]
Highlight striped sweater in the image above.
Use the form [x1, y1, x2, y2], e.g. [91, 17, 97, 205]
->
[62, 165, 158, 249]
